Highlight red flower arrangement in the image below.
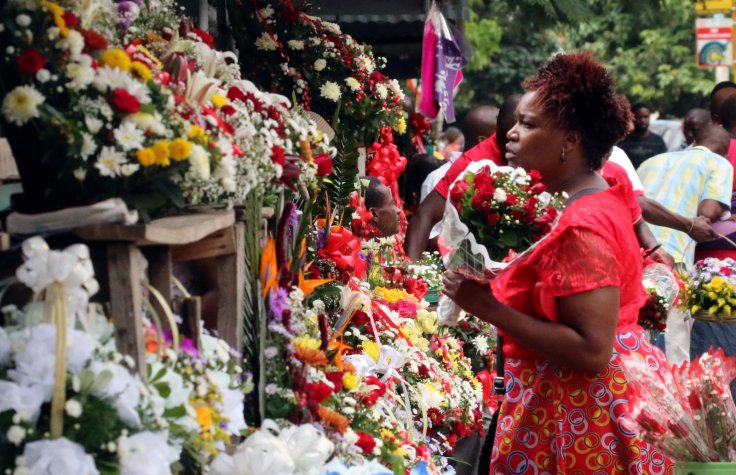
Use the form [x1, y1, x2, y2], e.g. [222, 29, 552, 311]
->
[317, 226, 367, 280]
[447, 165, 563, 262]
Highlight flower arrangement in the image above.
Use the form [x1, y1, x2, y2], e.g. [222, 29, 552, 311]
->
[621, 347, 736, 462]
[438, 162, 564, 325]
[447, 165, 563, 263]
[227, 0, 406, 142]
[680, 258, 736, 320]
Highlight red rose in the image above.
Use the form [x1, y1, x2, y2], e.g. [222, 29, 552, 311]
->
[191, 28, 214, 46]
[352, 310, 371, 328]
[80, 29, 108, 51]
[112, 88, 141, 113]
[486, 211, 500, 225]
[306, 382, 333, 403]
[359, 375, 387, 407]
[355, 432, 376, 454]
[62, 11, 79, 27]
[313, 153, 333, 176]
[449, 180, 468, 206]
[405, 276, 428, 299]
[505, 193, 519, 206]
[17, 49, 47, 75]
[528, 169, 542, 184]
[271, 145, 285, 166]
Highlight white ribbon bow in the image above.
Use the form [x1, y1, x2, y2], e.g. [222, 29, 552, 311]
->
[16, 237, 99, 324]
[344, 344, 407, 383]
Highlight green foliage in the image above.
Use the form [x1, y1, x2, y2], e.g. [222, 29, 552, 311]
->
[464, 17, 502, 72]
[319, 122, 360, 221]
[560, 0, 713, 116]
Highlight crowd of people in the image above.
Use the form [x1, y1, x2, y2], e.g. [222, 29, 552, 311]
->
[372, 52, 736, 474]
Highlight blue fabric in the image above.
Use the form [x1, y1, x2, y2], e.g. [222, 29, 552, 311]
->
[690, 320, 736, 398]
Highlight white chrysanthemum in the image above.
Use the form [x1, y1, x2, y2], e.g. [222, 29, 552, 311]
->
[56, 30, 84, 58]
[189, 144, 211, 180]
[113, 122, 145, 151]
[79, 133, 97, 160]
[255, 32, 278, 51]
[375, 83, 388, 99]
[84, 116, 104, 134]
[356, 54, 375, 74]
[64, 399, 83, 418]
[94, 146, 126, 177]
[345, 77, 361, 92]
[319, 81, 341, 102]
[472, 335, 490, 355]
[314, 58, 327, 71]
[93, 66, 129, 92]
[66, 62, 95, 90]
[322, 21, 342, 34]
[1, 85, 45, 126]
[389, 79, 404, 100]
[125, 112, 166, 135]
[287, 40, 304, 50]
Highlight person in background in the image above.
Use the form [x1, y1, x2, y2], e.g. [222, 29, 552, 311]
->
[681, 108, 710, 149]
[439, 127, 464, 160]
[461, 105, 499, 149]
[638, 124, 733, 364]
[618, 102, 668, 169]
[444, 51, 673, 474]
[363, 176, 402, 238]
[404, 95, 521, 261]
[400, 154, 442, 213]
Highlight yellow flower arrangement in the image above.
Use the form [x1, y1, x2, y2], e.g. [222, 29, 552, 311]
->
[129, 61, 152, 81]
[394, 115, 407, 134]
[681, 262, 736, 318]
[187, 124, 207, 141]
[153, 139, 171, 166]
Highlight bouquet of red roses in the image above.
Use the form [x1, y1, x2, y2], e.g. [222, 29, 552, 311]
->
[438, 161, 565, 324]
[639, 262, 680, 339]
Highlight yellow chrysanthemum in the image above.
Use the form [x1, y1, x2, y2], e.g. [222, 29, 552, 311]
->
[187, 124, 207, 141]
[169, 138, 192, 161]
[210, 93, 228, 109]
[342, 373, 358, 390]
[136, 148, 156, 167]
[129, 61, 152, 81]
[153, 140, 170, 166]
[293, 335, 321, 350]
[394, 116, 407, 134]
[99, 49, 132, 71]
[361, 340, 380, 362]
[690, 305, 700, 314]
[416, 309, 437, 334]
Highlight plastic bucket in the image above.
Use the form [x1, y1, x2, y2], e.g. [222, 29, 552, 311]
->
[674, 462, 736, 474]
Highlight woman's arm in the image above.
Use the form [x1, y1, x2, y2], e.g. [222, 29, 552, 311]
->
[442, 273, 619, 373]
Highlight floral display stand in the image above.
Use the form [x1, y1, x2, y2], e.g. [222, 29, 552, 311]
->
[675, 462, 736, 474]
[71, 210, 244, 372]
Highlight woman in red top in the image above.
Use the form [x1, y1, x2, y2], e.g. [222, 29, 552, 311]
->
[443, 52, 673, 474]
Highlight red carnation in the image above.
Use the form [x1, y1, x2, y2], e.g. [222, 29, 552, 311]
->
[505, 193, 519, 206]
[17, 49, 47, 75]
[486, 212, 500, 226]
[271, 145, 285, 166]
[355, 431, 376, 454]
[306, 381, 333, 403]
[313, 154, 333, 176]
[80, 29, 108, 51]
[112, 88, 141, 114]
[359, 375, 387, 407]
[427, 407, 444, 426]
[352, 311, 371, 328]
[191, 28, 214, 46]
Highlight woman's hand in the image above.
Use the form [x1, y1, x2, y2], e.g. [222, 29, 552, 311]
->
[442, 271, 500, 320]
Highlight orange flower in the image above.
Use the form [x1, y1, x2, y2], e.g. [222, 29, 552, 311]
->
[293, 345, 328, 367]
[318, 405, 350, 434]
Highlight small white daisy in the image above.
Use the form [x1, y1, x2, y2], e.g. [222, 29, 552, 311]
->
[94, 146, 126, 177]
[113, 122, 145, 151]
[1, 85, 45, 126]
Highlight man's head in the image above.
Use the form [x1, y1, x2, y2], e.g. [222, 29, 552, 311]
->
[631, 103, 651, 134]
[364, 176, 401, 237]
[718, 94, 736, 136]
[710, 81, 736, 125]
[496, 94, 522, 156]
[443, 127, 464, 146]
[683, 108, 710, 145]
[694, 124, 731, 158]
[461, 105, 498, 149]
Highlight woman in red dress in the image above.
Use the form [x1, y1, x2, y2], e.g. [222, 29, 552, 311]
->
[443, 52, 674, 474]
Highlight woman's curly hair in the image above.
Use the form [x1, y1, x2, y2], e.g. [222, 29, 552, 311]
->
[523, 51, 632, 170]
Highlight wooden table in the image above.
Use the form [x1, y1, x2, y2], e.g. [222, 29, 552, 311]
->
[75, 210, 244, 373]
